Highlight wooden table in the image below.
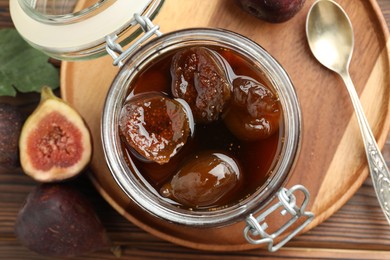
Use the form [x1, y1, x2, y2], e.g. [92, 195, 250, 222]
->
[1, 1, 390, 259]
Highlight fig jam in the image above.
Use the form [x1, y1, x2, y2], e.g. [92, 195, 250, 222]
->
[120, 46, 283, 210]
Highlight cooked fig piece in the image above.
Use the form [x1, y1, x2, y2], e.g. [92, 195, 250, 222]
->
[171, 47, 231, 124]
[237, 0, 306, 23]
[0, 103, 23, 170]
[160, 152, 242, 208]
[15, 183, 109, 257]
[224, 77, 281, 141]
[19, 87, 92, 182]
[119, 92, 193, 165]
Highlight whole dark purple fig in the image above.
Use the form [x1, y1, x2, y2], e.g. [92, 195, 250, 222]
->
[237, 0, 306, 23]
[0, 103, 23, 171]
[15, 184, 109, 257]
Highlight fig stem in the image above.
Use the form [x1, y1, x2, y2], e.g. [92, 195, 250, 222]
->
[40, 86, 58, 103]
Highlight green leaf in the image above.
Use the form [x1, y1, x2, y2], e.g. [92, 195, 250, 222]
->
[0, 29, 59, 97]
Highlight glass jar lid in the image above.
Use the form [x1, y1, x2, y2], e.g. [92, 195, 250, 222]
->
[10, 0, 164, 60]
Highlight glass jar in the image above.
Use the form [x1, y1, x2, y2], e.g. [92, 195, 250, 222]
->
[101, 24, 314, 251]
[10, 0, 314, 252]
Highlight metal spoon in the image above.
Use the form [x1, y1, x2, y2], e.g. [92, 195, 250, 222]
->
[306, 0, 390, 224]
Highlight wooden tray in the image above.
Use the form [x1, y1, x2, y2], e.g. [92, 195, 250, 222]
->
[61, 0, 390, 251]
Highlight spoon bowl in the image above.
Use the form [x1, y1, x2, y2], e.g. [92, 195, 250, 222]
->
[306, 0, 354, 73]
[306, 0, 390, 224]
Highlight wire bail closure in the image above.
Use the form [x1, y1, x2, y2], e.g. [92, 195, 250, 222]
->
[244, 185, 314, 252]
[105, 13, 163, 67]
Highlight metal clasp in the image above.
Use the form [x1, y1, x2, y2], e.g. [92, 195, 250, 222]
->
[243, 185, 314, 252]
[105, 13, 162, 67]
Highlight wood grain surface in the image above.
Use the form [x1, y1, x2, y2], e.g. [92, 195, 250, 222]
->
[60, 0, 390, 250]
[1, 0, 390, 259]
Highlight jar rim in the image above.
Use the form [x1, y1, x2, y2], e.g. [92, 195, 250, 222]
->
[10, 0, 164, 60]
[102, 28, 302, 227]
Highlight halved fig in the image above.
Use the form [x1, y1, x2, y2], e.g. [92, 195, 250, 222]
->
[119, 92, 193, 165]
[19, 87, 92, 182]
[171, 47, 231, 124]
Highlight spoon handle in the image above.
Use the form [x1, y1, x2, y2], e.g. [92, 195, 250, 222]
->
[341, 71, 390, 224]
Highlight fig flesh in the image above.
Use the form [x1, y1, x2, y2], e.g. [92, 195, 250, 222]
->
[19, 87, 92, 182]
[237, 0, 306, 23]
[15, 183, 109, 257]
[0, 103, 23, 171]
